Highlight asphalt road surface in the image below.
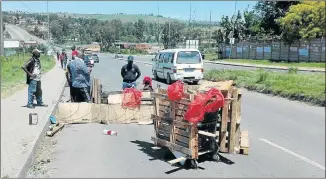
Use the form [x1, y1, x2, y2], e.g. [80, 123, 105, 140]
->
[27, 53, 325, 178]
[5, 24, 46, 43]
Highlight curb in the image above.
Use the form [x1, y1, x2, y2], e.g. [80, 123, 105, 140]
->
[18, 67, 67, 178]
[204, 60, 325, 73]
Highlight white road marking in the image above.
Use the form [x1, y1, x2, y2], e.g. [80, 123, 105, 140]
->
[260, 138, 325, 171]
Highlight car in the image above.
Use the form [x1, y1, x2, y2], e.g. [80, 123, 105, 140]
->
[84, 55, 94, 67]
[115, 52, 123, 59]
[92, 54, 99, 63]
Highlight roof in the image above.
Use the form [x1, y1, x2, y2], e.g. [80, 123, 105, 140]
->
[159, 48, 200, 53]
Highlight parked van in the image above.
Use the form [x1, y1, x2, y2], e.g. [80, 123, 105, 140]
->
[151, 49, 204, 84]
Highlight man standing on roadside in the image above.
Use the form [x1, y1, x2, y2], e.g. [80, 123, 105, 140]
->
[66, 51, 92, 102]
[22, 49, 48, 109]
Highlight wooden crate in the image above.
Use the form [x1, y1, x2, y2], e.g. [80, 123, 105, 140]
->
[151, 80, 249, 156]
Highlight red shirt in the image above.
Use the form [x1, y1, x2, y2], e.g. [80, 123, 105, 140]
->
[72, 50, 78, 57]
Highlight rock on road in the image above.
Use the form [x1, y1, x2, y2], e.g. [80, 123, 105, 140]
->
[27, 53, 325, 178]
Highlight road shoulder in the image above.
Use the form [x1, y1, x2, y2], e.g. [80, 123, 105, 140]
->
[1, 61, 66, 178]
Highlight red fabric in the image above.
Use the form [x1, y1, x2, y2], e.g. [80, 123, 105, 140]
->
[122, 88, 142, 109]
[59, 54, 64, 61]
[184, 88, 225, 124]
[204, 88, 225, 113]
[184, 93, 208, 124]
[167, 80, 184, 101]
[143, 76, 152, 86]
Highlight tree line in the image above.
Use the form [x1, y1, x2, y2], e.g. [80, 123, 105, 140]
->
[213, 1, 325, 46]
[3, 1, 325, 49]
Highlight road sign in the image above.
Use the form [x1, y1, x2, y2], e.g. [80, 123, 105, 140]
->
[229, 38, 235, 45]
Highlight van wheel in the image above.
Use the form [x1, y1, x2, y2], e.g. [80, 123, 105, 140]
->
[166, 74, 172, 84]
[153, 71, 159, 80]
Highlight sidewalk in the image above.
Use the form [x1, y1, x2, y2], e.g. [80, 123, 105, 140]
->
[204, 60, 325, 73]
[1, 61, 66, 178]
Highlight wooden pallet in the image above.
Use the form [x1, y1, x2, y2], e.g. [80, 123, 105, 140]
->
[151, 80, 249, 156]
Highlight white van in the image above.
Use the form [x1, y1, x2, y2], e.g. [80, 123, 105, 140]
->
[151, 49, 204, 84]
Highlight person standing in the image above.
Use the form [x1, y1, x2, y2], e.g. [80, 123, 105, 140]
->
[59, 51, 65, 69]
[66, 52, 92, 102]
[56, 51, 60, 61]
[121, 56, 141, 89]
[21, 49, 48, 109]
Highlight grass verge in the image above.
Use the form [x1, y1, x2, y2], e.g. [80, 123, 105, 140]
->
[1, 54, 56, 98]
[219, 59, 325, 69]
[204, 69, 325, 106]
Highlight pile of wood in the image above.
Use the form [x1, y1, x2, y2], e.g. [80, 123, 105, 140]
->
[151, 80, 249, 163]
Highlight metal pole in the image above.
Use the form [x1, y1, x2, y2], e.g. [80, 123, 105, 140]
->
[168, 21, 170, 48]
[47, 0, 50, 45]
[229, 1, 237, 59]
[209, 10, 212, 49]
[0, 0, 4, 56]
[157, 4, 160, 49]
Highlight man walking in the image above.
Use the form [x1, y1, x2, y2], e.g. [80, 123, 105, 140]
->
[66, 51, 92, 102]
[22, 49, 48, 109]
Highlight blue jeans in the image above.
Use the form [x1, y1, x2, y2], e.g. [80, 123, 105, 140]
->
[122, 82, 137, 90]
[28, 80, 43, 105]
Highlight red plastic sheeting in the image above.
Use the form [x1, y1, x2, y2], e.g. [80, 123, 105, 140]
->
[184, 88, 225, 124]
[122, 88, 142, 109]
[167, 80, 184, 101]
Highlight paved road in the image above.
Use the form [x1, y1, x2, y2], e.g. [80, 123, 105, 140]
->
[6, 24, 46, 43]
[28, 53, 325, 178]
[116, 54, 320, 74]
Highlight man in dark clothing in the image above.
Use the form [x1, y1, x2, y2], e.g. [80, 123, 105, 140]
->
[121, 56, 141, 89]
[66, 52, 92, 102]
[22, 49, 48, 109]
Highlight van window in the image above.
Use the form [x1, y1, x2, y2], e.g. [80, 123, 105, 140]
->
[158, 53, 164, 63]
[176, 51, 201, 64]
[153, 54, 159, 61]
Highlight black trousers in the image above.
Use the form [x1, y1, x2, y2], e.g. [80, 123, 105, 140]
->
[72, 87, 91, 103]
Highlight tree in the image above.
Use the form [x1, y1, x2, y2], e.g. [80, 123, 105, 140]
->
[212, 29, 224, 45]
[278, 1, 326, 44]
[161, 21, 185, 48]
[134, 19, 146, 42]
[254, 1, 299, 36]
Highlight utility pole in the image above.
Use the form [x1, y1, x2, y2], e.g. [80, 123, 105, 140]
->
[209, 10, 212, 49]
[47, 0, 50, 46]
[0, 0, 4, 57]
[168, 21, 170, 48]
[229, 1, 237, 59]
[157, 4, 160, 49]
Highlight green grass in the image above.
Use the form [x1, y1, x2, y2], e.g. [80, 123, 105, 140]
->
[219, 59, 326, 69]
[1, 54, 56, 98]
[204, 69, 326, 106]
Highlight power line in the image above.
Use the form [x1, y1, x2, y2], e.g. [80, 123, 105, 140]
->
[20, 1, 37, 13]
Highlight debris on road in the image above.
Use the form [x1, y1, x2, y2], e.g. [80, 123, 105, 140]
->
[46, 123, 65, 137]
[103, 129, 118, 136]
[151, 80, 249, 169]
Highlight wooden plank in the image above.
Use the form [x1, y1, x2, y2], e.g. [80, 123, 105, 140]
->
[229, 87, 239, 154]
[152, 114, 173, 124]
[240, 131, 249, 155]
[174, 128, 189, 137]
[219, 99, 229, 153]
[173, 120, 192, 129]
[159, 100, 170, 106]
[175, 134, 190, 144]
[190, 126, 198, 159]
[158, 123, 171, 132]
[159, 105, 170, 113]
[175, 109, 186, 116]
[174, 103, 188, 110]
[170, 101, 176, 143]
[158, 129, 170, 137]
[198, 130, 218, 137]
[151, 137, 192, 156]
[168, 157, 187, 165]
[97, 79, 101, 104]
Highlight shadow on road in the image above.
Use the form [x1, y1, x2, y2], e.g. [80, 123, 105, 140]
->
[130, 140, 235, 174]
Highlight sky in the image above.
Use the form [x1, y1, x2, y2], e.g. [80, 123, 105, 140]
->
[2, 1, 257, 22]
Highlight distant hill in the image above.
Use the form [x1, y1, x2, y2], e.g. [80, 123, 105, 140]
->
[54, 12, 220, 26]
